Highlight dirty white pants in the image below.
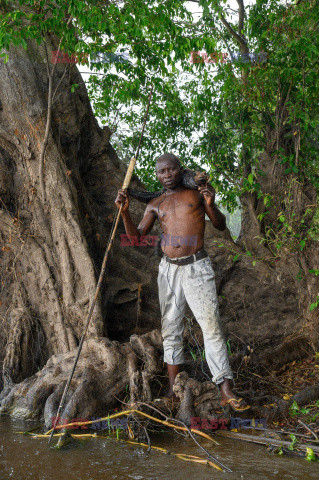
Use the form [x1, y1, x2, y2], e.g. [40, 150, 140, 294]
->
[158, 254, 233, 385]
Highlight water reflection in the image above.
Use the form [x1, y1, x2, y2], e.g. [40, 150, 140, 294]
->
[0, 416, 318, 480]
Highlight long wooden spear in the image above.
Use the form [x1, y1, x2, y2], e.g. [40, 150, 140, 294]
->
[48, 84, 154, 445]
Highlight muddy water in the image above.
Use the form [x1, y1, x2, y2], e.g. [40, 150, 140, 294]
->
[0, 415, 318, 480]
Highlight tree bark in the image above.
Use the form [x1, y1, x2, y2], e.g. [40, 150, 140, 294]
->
[0, 35, 161, 417]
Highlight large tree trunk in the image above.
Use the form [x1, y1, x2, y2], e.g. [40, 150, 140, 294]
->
[0, 35, 163, 422]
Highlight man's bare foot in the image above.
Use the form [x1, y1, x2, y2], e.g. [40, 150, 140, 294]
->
[219, 378, 250, 411]
[165, 363, 182, 402]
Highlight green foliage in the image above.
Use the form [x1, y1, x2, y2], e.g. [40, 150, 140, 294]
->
[276, 446, 284, 455]
[306, 448, 316, 462]
[289, 400, 319, 424]
[308, 207, 319, 241]
[70, 83, 79, 93]
[288, 434, 297, 451]
[188, 343, 197, 361]
[309, 296, 319, 312]
[190, 349, 197, 361]
[1, 0, 318, 257]
[289, 400, 300, 417]
[188, 343, 206, 361]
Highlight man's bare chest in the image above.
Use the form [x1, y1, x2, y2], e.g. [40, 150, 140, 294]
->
[153, 191, 204, 221]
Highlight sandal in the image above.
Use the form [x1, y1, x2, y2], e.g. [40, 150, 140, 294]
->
[219, 397, 250, 412]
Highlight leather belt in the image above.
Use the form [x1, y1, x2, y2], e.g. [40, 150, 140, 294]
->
[164, 247, 208, 266]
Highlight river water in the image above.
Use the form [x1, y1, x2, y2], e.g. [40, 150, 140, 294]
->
[0, 415, 318, 480]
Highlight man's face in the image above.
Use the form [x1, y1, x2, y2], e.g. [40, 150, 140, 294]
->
[156, 159, 183, 189]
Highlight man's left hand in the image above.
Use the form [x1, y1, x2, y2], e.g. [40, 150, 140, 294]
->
[198, 184, 216, 206]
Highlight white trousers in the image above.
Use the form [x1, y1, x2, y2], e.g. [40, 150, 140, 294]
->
[157, 254, 233, 385]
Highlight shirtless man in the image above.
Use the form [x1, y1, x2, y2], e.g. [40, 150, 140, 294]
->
[115, 153, 249, 411]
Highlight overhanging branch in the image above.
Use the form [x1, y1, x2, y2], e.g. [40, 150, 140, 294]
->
[219, 12, 248, 52]
[236, 0, 245, 34]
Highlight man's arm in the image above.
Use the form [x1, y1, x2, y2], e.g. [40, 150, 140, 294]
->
[204, 202, 227, 231]
[198, 184, 226, 231]
[115, 189, 157, 242]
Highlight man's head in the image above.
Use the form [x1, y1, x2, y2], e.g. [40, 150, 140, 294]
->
[155, 153, 183, 189]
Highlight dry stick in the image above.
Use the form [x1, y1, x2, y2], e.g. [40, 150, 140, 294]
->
[249, 371, 288, 392]
[44, 409, 225, 471]
[115, 438, 220, 469]
[131, 401, 221, 445]
[131, 402, 231, 472]
[216, 430, 319, 454]
[46, 408, 216, 443]
[115, 396, 220, 445]
[128, 410, 151, 450]
[48, 85, 154, 445]
[297, 419, 319, 441]
[44, 407, 231, 472]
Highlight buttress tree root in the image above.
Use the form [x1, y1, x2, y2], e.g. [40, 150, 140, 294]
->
[0, 329, 163, 427]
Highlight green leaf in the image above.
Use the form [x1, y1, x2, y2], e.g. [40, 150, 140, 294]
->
[70, 83, 79, 93]
[290, 401, 300, 415]
[306, 448, 316, 462]
[248, 173, 254, 184]
[309, 301, 318, 312]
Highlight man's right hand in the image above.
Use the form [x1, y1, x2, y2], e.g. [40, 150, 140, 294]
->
[115, 189, 129, 213]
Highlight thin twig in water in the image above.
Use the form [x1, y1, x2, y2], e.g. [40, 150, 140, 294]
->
[131, 401, 231, 472]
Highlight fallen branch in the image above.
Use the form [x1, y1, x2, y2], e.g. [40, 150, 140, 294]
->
[297, 419, 319, 441]
[216, 430, 319, 454]
[43, 408, 219, 445]
[43, 406, 231, 472]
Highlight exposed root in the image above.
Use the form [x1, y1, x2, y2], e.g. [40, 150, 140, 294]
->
[0, 330, 164, 425]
